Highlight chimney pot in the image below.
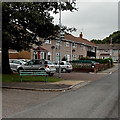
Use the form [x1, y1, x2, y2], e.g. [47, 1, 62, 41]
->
[80, 32, 83, 38]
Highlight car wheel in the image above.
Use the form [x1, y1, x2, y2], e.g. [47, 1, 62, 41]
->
[62, 68, 67, 73]
[17, 68, 24, 73]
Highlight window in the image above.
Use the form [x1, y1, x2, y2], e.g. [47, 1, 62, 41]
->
[60, 62, 64, 65]
[56, 40, 61, 46]
[33, 60, 42, 65]
[65, 42, 70, 47]
[48, 55, 51, 60]
[40, 52, 44, 59]
[104, 49, 109, 52]
[72, 55, 76, 60]
[65, 54, 70, 61]
[72, 43, 77, 48]
[80, 45, 84, 50]
[113, 49, 118, 52]
[56, 53, 60, 62]
[45, 40, 51, 44]
[47, 52, 51, 60]
[79, 55, 83, 59]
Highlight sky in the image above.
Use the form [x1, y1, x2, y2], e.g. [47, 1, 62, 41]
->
[52, 0, 119, 40]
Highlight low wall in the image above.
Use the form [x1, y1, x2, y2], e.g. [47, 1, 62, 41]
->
[72, 63, 111, 73]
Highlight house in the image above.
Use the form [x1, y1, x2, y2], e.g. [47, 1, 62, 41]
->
[96, 44, 120, 62]
[36, 32, 97, 62]
[9, 32, 97, 62]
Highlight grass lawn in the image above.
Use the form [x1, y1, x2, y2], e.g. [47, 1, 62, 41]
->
[2, 74, 62, 82]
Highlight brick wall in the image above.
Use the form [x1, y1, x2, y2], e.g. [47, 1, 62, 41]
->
[9, 50, 31, 59]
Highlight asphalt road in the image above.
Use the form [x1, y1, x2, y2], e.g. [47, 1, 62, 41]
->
[2, 90, 61, 118]
[9, 70, 118, 118]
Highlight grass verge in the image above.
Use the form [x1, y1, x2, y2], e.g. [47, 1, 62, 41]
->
[2, 74, 62, 82]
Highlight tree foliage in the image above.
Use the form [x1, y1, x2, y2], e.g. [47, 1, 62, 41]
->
[91, 31, 120, 44]
[3, 2, 76, 51]
[2, 2, 77, 74]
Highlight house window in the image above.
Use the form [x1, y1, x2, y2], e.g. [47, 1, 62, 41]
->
[72, 43, 77, 48]
[40, 52, 44, 59]
[45, 40, 51, 44]
[56, 53, 60, 62]
[72, 55, 76, 60]
[48, 55, 51, 60]
[47, 52, 51, 60]
[104, 49, 109, 52]
[79, 55, 83, 59]
[56, 40, 61, 46]
[65, 54, 70, 61]
[44, 52, 47, 60]
[113, 49, 118, 52]
[80, 45, 84, 50]
[65, 42, 70, 47]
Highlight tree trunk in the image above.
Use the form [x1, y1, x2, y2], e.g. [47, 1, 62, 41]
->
[2, 42, 12, 74]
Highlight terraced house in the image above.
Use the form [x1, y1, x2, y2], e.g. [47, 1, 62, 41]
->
[96, 44, 120, 62]
[31, 32, 97, 62]
[9, 32, 97, 62]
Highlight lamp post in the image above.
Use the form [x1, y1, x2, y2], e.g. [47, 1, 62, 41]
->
[58, 0, 62, 78]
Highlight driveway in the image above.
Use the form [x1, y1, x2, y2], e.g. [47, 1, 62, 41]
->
[54, 72, 109, 81]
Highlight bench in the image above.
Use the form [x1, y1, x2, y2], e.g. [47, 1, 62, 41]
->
[19, 70, 48, 82]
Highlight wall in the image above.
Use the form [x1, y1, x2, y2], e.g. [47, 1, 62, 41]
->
[9, 50, 31, 59]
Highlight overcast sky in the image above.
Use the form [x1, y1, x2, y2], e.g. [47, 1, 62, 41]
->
[52, 0, 119, 40]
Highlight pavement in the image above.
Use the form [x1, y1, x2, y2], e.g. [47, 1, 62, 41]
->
[2, 63, 119, 92]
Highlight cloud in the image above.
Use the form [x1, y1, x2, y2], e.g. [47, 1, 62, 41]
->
[53, 1, 118, 40]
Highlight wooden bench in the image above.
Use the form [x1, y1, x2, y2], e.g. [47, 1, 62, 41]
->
[19, 70, 48, 82]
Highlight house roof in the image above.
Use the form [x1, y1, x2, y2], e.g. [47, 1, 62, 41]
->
[33, 46, 48, 52]
[64, 33, 97, 47]
[97, 44, 120, 50]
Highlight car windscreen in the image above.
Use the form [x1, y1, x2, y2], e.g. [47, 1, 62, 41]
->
[44, 61, 53, 65]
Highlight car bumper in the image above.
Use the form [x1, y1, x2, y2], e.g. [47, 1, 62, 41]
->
[45, 68, 56, 73]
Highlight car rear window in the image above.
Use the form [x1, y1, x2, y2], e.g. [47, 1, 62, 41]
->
[44, 61, 53, 65]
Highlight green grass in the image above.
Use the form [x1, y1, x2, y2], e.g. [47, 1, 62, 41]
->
[2, 74, 62, 82]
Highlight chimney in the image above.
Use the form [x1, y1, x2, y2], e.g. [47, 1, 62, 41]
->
[80, 32, 83, 39]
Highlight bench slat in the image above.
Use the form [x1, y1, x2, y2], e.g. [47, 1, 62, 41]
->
[19, 70, 48, 82]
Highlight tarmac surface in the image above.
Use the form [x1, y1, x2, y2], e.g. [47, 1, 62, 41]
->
[2, 63, 119, 91]
[2, 64, 119, 118]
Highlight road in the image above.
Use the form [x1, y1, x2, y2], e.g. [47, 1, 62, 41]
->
[9, 70, 118, 118]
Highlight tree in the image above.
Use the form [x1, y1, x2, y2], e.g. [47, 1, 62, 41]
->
[103, 31, 120, 44]
[91, 31, 120, 44]
[2, 2, 77, 74]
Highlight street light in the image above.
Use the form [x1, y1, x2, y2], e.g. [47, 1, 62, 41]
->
[58, 0, 62, 78]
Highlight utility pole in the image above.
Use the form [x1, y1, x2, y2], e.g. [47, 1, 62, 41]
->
[58, 0, 62, 78]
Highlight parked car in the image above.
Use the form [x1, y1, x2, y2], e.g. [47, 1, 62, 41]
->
[55, 61, 73, 73]
[9, 59, 27, 65]
[20, 59, 30, 63]
[9, 59, 27, 72]
[15, 59, 56, 76]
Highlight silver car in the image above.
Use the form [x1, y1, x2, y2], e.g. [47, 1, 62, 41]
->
[9, 59, 27, 72]
[55, 61, 73, 73]
[17, 59, 56, 76]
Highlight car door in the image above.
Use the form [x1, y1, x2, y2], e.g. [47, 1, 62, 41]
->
[23, 61, 34, 70]
[9, 60, 21, 71]
[32, 60, 42, 70]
